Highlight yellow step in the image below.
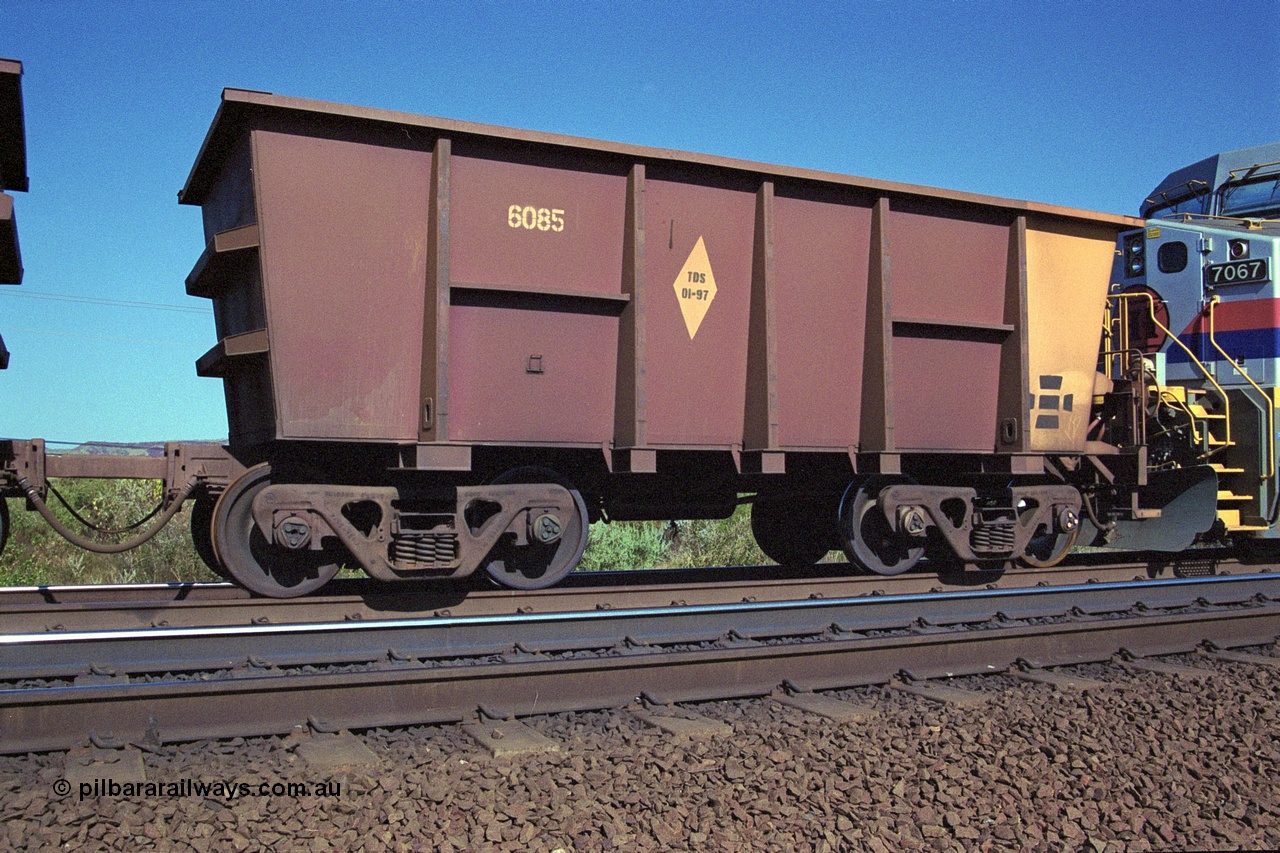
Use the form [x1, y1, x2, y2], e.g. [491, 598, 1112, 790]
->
[1188, 404, 1226, 419]
[1210, 463, 1246, 474]
[1217, 491, 1254, 503]
[1219, 508, 1270, 531]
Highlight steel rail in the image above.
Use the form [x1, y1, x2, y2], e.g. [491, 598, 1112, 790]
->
[0, 574, 1278, 753]
[0, 550, 1248, 633]
[2, 574, 1276, 679]
[0, 586, 1276, 754]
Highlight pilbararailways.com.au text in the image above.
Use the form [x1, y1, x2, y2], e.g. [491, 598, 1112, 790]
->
[61, 778, 342, 802]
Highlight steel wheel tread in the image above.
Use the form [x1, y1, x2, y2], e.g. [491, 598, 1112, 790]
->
[481, 466, 590, 590]
[1018, 525, 1079, 569]
[839, 476, 925, 576]
[211, 463, 340, 598]
[189, 489, 226, 579]
[751, 497, 836, 570]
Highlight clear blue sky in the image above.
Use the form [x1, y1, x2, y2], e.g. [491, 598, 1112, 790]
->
[3, 1, 1278, 444]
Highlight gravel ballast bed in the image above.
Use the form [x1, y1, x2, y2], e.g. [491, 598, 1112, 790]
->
[1, 651, 1277, 851]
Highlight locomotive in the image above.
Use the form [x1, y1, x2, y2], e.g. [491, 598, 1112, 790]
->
[1, 77, 1273, 597]
[1106, 142, 1280, 553]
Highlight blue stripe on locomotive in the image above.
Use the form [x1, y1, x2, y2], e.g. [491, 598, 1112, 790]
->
[1168, 327, 1280, 363]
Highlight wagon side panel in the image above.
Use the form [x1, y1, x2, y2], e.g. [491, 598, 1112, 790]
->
[642, 175, 755, 447]
[887, 203, 1012, 451]
[252, 130, 431, 442]
[769, 190, 871, 450]
[444, 152, 627, 444]
[1024, 218, 1117, 452]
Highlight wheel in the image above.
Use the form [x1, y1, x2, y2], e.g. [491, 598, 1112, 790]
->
[211, 464, 341, 598]
[838, 476, 924, 576]
[481, 466, 590, 590]
[189, 489, 227, 579]
[751, 496, 835, 569]
[1018, 524, 1079, 569]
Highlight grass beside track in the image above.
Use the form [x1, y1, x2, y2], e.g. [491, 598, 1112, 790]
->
[2, 483, 805, 586]
[1, 481, 219, 586]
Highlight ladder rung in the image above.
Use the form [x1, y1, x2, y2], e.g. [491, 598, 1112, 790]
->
[1217, 491, 1254, 503]
[1209, 464, 1246, 474]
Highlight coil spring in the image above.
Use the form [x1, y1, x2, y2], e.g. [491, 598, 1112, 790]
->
[391, 533, 459, 568]
[969, 523, 1016, 555]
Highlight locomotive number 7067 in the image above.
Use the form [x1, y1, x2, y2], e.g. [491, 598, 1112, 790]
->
[1205, 258, 1268, 286]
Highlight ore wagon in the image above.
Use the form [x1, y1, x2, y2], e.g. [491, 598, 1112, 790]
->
[1, 57, 27, 364]
[0, 58, 26, 553]
[178, 89, 1138, 596]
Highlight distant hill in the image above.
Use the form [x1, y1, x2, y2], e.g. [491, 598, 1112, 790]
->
[62, 441, 227, 457]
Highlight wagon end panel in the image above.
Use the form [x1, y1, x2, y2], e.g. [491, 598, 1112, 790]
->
[444, 149, 628, 444]
[199, 132, 257, 245]
[1023, 217, 1117, 452]
[887, 201, 1014, 452]
[187, 131, 274, 449]
[252, 129, 431, 442]
[641, 172, 755, 448]
[766, 188, 872, 450]
[0, 191, 18, 286]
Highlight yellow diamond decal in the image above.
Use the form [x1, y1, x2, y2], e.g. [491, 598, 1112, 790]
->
[673, 236, 717, 339]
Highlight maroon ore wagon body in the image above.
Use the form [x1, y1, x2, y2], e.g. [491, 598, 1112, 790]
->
[176, 89, 1141, 596]
[180, 89, 1133, 463]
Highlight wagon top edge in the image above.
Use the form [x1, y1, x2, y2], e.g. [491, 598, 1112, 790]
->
[179, 87, 1141, 230]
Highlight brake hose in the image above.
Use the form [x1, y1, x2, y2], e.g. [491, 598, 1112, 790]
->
[46, 479, 164, 534]
[17, 476, 200, 554]
[1081, 489, 1116, 540]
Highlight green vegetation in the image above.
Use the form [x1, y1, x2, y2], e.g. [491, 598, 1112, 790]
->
[1, 482, 782, 587]
[0, 480, 220, 587]
[580, 504, 771, 573]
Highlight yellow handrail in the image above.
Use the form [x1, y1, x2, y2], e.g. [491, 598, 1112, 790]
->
[1104, 290, 1234, 457]
[1205, 295, 1276, 481]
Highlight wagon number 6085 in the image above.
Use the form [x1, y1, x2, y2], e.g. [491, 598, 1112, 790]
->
[508, 205, 565, 233]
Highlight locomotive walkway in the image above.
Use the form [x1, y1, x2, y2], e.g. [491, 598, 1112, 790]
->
[1, 564, 1278, 754]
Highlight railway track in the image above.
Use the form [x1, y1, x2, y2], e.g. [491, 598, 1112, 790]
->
[0, 548, 1240, 632]
[1, 559, 1278, 754]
